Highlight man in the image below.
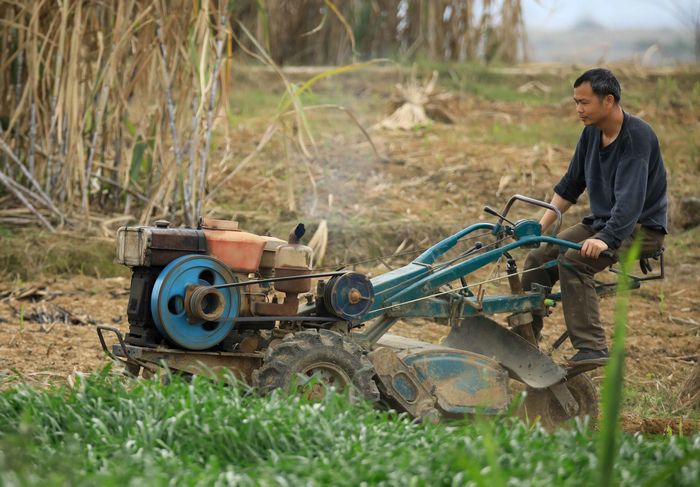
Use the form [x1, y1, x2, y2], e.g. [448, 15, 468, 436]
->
[521, 68, 667, 366]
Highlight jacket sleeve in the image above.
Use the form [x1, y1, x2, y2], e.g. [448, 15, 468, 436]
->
[554, 131, 588, 204]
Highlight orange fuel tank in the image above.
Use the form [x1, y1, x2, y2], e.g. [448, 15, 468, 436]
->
[201, 219, 267, 273]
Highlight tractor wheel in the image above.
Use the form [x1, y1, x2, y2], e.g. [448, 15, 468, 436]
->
[253, 329, 379, 402]
[520, 373, 599, 431]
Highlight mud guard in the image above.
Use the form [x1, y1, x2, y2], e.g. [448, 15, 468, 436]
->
[442, 316, 566, 389]
[372, 334, 509, 416]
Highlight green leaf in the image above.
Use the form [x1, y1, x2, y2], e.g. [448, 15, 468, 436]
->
[129, 134, 146, 187]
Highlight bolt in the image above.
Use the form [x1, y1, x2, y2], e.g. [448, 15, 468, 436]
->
[348, 288, 361, 305]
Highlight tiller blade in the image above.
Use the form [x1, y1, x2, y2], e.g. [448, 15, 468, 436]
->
[442, 316, 566, 389]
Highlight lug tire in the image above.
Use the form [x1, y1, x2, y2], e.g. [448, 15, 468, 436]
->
[253, 329, 379, 402]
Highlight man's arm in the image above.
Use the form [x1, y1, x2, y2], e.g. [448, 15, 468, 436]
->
[540, 193, 572, 233]
[541, 193, 608, 258]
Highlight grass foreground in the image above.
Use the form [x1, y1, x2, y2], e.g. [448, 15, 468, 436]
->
[0, 366, 699, 487]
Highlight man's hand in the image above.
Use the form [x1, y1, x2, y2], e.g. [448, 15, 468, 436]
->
[579, 238, 609, 259]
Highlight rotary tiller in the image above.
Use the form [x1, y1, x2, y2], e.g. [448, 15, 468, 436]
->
[98, 194, 663, 428]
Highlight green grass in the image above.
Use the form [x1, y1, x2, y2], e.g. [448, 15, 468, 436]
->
[468, 117, 582, 147]
[228, 86, 281, 120]
[0, 366, 699, 486]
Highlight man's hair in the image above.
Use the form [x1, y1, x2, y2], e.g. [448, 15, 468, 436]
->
[574, 68, 621, 104]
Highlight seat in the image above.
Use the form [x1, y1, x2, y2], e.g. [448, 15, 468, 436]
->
[609, 247, 665, 281]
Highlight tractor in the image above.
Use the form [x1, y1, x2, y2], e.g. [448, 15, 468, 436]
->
[98, 194, 664, 428]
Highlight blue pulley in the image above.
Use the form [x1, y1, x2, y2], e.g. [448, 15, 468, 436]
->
[151, 255, 240, 350]
[324, 272, 375, 321]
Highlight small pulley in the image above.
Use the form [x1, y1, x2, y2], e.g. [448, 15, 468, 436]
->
[151, 255, 241, 350]
[323, 272, 375, 321]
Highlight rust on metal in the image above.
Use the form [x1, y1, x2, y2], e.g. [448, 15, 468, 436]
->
[239, 334, 259, 353]
[114, 344, 264, 384]
[368, 347, 438, 421]
[348, 288, 362, 305]
[273, 266, 312, 294]
[185, 283, 226, 322]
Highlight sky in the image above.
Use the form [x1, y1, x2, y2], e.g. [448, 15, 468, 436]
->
[521, 0, 688, 31]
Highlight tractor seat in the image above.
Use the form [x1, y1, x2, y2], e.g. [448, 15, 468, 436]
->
[609, 247, 665, 281]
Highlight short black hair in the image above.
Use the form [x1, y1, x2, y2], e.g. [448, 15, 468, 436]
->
[574, 68, 621, 104]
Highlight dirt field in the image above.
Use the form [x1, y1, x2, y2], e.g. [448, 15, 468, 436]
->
[1, 64, 698, 434]
[0, 268, 696, 435]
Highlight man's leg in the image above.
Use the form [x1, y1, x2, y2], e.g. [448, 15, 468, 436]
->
[521, 223, 595, 338]
[559, 245, 613, 352]
[561, 224, 665, 364]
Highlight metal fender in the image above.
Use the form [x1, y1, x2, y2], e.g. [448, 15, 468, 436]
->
[374, 335, 509, 416]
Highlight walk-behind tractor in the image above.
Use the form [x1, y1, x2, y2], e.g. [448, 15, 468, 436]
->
[98, 195, 664, 428]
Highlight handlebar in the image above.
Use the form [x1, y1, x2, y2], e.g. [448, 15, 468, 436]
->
[492, 195, 613, 259]
[497, 194, 563, 238]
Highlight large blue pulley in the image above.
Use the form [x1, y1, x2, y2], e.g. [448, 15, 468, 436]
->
[151, 255, 240, 350]
[324, 272, 375, 321]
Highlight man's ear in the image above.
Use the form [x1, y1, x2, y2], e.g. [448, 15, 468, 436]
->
[605, 94, 615, 108]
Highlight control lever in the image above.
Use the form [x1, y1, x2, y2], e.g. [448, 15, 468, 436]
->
[483, 206, 515, 226]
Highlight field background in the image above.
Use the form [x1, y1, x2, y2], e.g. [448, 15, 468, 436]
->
[0, 1, 699, 436]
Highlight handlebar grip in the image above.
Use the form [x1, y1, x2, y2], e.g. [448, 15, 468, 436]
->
[601, 250, 614, 259]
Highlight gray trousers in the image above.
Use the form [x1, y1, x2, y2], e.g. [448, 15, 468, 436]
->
[521, 223, 665, 350]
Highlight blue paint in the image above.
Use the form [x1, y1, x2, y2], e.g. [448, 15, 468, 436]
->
[151, 255, 240, 350]
[403, 351, 508, 414]
[361, 220, 585, 323]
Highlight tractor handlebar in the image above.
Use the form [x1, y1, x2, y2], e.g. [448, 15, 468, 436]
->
[497, 194, 563, 239]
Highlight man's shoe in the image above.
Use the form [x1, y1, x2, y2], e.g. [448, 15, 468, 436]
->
[568, 348, 609, 366]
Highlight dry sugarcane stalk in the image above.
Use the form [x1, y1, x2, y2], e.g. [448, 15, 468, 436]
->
[0, 137, 60, 216]
[28, 102, 36, 174]
[2, 173, 53, 211]
[82, 85, 109, 224]
[45, 0, 69, 197]
[92, 174, 153, 206]
[100, 98, 108, 180]
[58, 113, 68, 202]
[186, 95, 198, 225]
[155, 11, 183, 222]
[196, 12, 226, 219]
[0, 168, 54, 232]
[14, 46, 23, 170]
[112, 106, 122, 188]
[0, 124, 7, 174]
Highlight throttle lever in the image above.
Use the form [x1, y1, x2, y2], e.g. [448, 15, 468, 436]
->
[483, 206, 515, 226]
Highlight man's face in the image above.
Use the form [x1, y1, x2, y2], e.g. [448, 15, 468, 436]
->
[573, 82, 612, 127]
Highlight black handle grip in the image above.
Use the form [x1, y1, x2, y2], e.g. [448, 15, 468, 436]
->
[484, 206, 515, 225]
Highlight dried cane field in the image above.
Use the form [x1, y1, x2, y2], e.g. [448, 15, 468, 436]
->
[1, 1, 700, 484]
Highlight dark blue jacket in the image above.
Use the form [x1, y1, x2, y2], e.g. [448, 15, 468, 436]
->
[554, 111, 668, 250]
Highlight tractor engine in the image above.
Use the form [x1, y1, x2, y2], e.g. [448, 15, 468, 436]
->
[116, 219, 319, 352]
